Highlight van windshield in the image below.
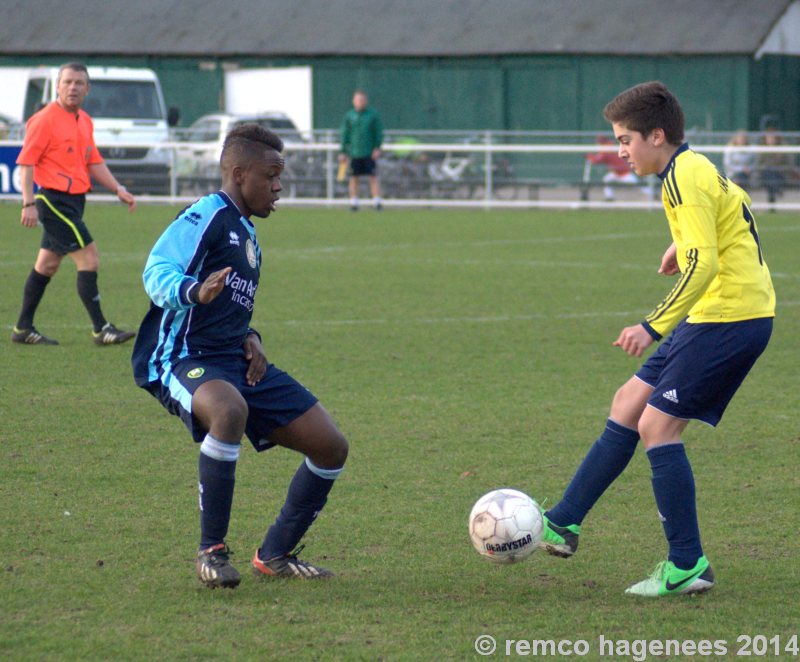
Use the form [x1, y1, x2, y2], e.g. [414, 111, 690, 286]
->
[83, 81, 163, 120]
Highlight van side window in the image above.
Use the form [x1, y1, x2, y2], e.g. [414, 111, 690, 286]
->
[23, 78, 47, 121]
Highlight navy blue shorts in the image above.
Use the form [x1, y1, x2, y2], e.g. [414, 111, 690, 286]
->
[636, 317, 772, 427]
[147, 357, 318, 450]
[350, 157, 377, 176]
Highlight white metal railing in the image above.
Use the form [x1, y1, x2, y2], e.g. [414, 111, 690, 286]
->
[1, 130, 799, 211]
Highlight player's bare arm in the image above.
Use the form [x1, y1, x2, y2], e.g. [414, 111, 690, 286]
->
[613, 324, 654, 357]
[658, 242, 680, 275]
[19, 165, 39, 228]
[243, 332, 267, 386]
[196, 266, 232, 304]
[88, 162, 137, 212]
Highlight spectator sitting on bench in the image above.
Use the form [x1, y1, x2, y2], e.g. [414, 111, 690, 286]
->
[586, 135, 641, 202]
[723, 130, 757, 190]
[758, 126, 793, 207]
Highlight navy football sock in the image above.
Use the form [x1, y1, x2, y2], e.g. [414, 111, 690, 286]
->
[198, 435, 240, 550]
[17, 269, 50, 329]
[647, 443, 704, 570]
[546, 419, 639, 527]
[76, 271, 107, 333]
[259, 458, 343, 560]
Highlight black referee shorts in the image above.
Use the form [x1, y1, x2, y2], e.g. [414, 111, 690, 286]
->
[35, 188, 93, 255]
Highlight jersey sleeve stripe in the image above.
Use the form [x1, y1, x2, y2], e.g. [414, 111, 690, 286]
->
[663, 165, 679, 208]
[143, 198, 225, 310]
[645, 248, 698, 324]
[152, 308, 179, 378]
[669, 165, 683, 205]
[663, 178, 677, 208]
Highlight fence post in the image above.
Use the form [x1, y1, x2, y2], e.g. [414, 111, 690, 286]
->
[484, 130, 493, 206]
[169, 144, 177, 200]
[325, 130, 335, 203]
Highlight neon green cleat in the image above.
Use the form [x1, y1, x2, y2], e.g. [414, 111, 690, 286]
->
[538, 514, 580, 558]
[625, 556, 714, 597]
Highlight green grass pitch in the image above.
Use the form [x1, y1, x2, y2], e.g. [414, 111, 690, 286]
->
[1, 202, 798, 660]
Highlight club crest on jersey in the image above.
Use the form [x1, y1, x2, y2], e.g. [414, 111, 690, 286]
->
[246, 238, 257, 268]
[229, 231, 240, 246]
[187, 367, 205, 379]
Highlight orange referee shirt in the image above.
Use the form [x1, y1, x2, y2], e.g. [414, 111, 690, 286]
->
[16, 102, 104, 195]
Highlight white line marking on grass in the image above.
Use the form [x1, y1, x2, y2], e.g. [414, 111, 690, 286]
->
[272, 230, 666, 257]
[282, 253, 655, 271]
[271, 225, 800, 263]
[0, 252, 148, 269]
[271, 300, 800, 327]
[280, 310, 637, 327]
[5, 301, 798, 334]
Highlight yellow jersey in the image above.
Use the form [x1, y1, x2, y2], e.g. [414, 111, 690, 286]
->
[643, 144, 775, 339]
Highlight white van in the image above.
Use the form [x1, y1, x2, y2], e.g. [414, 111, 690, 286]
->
[23, 66, 179, 194]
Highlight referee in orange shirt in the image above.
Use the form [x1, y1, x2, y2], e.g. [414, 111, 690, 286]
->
[12, 62, 137, 346]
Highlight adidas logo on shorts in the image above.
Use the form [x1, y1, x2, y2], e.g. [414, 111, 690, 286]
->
[662, 389, 679, 403]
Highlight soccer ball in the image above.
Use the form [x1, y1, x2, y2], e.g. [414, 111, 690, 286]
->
[468, 488, 543, 564]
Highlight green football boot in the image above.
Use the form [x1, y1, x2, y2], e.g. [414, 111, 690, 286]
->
[538, 513, 580, 558]
[625, 556, 714, 597]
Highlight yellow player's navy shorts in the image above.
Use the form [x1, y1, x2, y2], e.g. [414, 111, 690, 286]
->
[636, 317, 772, 427]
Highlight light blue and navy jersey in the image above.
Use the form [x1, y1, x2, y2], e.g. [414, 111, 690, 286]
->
[132, 191, 261, 388]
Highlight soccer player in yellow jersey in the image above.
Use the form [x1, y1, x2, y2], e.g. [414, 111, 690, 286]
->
[537, 82, 775, 597]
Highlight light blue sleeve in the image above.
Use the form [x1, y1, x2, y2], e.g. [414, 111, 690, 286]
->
[142, 199, 221, 310]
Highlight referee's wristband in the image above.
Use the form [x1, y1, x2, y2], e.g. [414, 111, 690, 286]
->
[22, 201, 36, 208]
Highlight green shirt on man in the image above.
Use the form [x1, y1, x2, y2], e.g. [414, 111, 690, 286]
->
[340, 106, 383, 159]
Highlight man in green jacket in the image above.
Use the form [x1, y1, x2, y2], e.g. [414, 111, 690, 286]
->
[339, 90, 384, 211]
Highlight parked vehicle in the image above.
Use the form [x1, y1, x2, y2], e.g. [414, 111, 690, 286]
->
[23, 66, 178, 194]
[0, 112, 23, 140]
[175, 112, 324, 197]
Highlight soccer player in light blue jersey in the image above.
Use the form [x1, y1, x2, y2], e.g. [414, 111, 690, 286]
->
[133, 124, 348, 587]
[538, 82, 774, 597]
